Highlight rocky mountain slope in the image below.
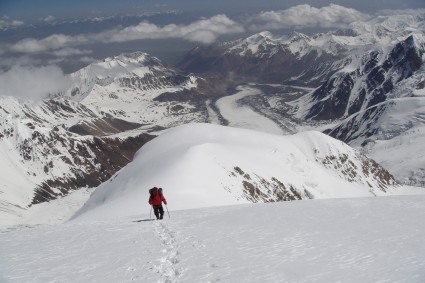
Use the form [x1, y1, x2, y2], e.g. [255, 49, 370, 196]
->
[0, 96, 155, 225]
[179, 14, 425, 87]
[64, 52, 232, 129]
[0, 52, 232, 225]
[178, 31, 347, 86]
[296, 34, 424, 121]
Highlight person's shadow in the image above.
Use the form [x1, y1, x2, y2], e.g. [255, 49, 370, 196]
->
[132, 219, 155, 222]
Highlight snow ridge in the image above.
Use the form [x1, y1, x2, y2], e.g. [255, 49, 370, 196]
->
[72, 123, 409, 222]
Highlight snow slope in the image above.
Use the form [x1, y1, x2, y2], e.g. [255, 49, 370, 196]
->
[0, 51, 207, 227]
[72, 123, 415, 222]
[327, 97, 425, 186]
[0, 187, 93, 232]
[1, 196, 425, 282]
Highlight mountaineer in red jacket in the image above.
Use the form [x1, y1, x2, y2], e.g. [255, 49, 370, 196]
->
[149, 187, 167, 220]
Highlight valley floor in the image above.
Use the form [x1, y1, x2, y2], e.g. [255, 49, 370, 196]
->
[214, 86, 284, 135]
[1, 195, 425, 282]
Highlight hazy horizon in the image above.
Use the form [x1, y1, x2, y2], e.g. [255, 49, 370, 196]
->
[0, 0, 424, 99]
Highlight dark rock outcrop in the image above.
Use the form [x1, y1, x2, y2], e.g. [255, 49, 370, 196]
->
[32, 133, 155, 204]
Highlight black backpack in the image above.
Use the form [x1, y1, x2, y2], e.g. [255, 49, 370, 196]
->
[149, 187, 163, 199]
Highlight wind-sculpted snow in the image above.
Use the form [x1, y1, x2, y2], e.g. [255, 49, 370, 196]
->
[72, 123, 409, 222]
[2, 196, 425, 282]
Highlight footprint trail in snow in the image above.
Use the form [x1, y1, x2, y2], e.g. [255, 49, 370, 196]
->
[153, 221, 185, 283]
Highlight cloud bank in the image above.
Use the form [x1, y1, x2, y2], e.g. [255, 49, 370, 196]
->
[52, 48, 93, 57]
[8, 4, 417, 55]
[8, 14, 244, 54]
[107, 14, 244, 44]
[0, 65, 72, 100]
[3, 3, 424, 56]
[249, 4, 370, 31]
[10, 34, 90, 53]
[1, 3, 422, 79]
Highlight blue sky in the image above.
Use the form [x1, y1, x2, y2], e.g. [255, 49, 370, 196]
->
[2, 0, 424, 23]
[1, 0, 145, 21]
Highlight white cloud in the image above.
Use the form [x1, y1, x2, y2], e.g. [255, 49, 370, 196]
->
[11, 20, 25, 27]
[10, 34, 89, 53]
[249, 4, 370, 31]
[8, 14, 244, 54]
[0, 16, 25, 30]
[0, 55, 43, 69]
[52, 48, 92, 57]
[101, 14, 244, 44]
[183, 15, 245, 43]
[40, 15, 56, 23]
[0, 65, 72, 100]
[7, 5, 397, 55]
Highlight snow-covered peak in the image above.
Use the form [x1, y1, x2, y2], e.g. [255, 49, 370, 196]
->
[225, 30, 349, 59]
[73, 123, 402, 221]
[246, 31, 275, 42]
[288, 31, 311, 43]
[71, 51, 165, 83]
[225, 14, 425, 59]
[246, 31, 274, 43]
[65, 50, 199, 102]
[337, 13, 425, 45]
[226, 31, 283, 56]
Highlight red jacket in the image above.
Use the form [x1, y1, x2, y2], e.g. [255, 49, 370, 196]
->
[149, 190, 167, 206]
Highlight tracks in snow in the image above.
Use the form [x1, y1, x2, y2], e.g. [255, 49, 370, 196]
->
[153, 221, 185, 283]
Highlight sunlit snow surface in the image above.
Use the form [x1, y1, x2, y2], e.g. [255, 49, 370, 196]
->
[71, 123, 423, 222]
[1, 196, 425, 282]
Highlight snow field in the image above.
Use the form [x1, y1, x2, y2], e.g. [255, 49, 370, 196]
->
[0, 187, 94, 232]
[1, 196, 425, 282]
[171, 197, 425, 282]
[0, 219, 162, 282]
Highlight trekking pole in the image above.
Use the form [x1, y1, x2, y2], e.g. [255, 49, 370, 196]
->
[165, 205, 170, 219]
[150, 206, 153, 220]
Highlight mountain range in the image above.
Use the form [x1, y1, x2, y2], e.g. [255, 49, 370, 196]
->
[1, 13, 425, 229]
